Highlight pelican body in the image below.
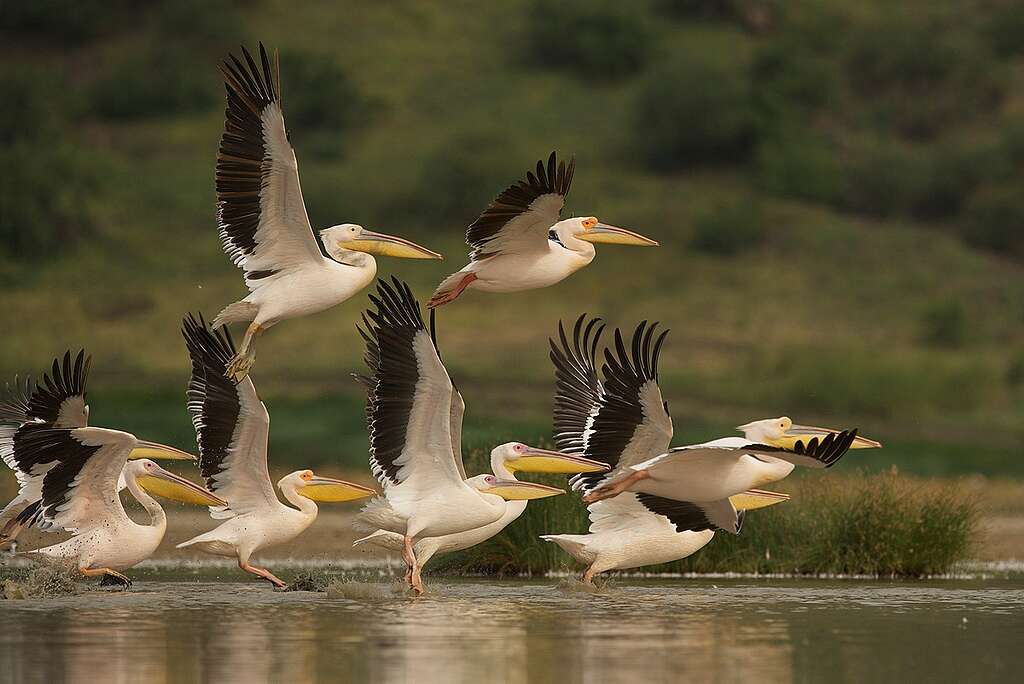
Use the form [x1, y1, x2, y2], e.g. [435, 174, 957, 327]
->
[429, 153, 656, 307]
[213, 44, 441, 379]
[354, 278, 567, 593]
[177, 314, 374, 588]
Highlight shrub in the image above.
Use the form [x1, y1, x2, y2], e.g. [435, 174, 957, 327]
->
[0, 69, 67, 145]
[524, 0, 651, 81]
[754, 129, 843, 205]
[280, 51, 369, 158]
[983, 1, 1024, 58]
[0, 0, 132, 44]
[90, 47, 217, 119]
[634, 55, 755, 170]
[689, 201, 766, 256]
[919, 301, 967, 348]
[962, 186, 1024, 259]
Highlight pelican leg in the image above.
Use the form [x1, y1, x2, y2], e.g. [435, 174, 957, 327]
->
[428, 273, 477, 308]
[582, 470, 650, 504]
[582, 566, 596, 585]
[402, 535, 423, 595]
[239, 560, 287, 589]
[226, 322, 262, 381]
[82, 567, 132, 590]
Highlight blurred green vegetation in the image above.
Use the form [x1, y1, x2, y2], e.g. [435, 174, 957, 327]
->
[1, 0, 1022, 476]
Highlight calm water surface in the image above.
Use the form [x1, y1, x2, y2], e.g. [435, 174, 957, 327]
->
[0, 576, 1020, 683]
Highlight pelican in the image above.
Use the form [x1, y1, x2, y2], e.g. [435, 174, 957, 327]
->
[353, 441, 608, 574]
[0, 350, 196, 544]
[176, 314, 376, 588]
[427, 152, 657, 307]
[353, 278, 568, 593]
[540, 316, 789, 582]
[212, 43, 442, 380]
[559, 318, 881, 506]
[9, 424, 224, 588]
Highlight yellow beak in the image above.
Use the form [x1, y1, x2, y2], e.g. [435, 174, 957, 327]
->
[505, 448, 609, 474]
[575, 223, 658, 246]
[344, 230, 443, 260]
[729, 489, 790, 511]
[769, 426, 882, 451]
[483, 480, 564, 501]
[136, 467, 226, 506]
[299, 476, 377, 503]
[128, 440, 196, 461]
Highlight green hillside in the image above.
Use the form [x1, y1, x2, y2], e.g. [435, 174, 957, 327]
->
[2, 0, 1023, 474]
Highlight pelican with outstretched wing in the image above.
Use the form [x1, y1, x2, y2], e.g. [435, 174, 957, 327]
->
[176, 314, 375, 588]
[9, 425, 224, 588]
[541, 316, 788, 582]
[212, 43, 442, 379]
[0, 350, 196, 545]
[353, 278, 568, 593]
[428, 152, 657, 307]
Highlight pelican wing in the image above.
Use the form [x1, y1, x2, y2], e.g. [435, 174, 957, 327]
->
[651, 430, 859, 471]
[572, 322, 672, 493]
[359, 278, 461, 490]
[449, 386, 467, 480]
[550, 314, 605, 456]
[587, 492, 739, 535]
[465, 152, 574, 259]
[15, 425, 135, 534]
[182, 314, 277, 518]
[0, 350, 90, 428]
[217, 43, 323, 289]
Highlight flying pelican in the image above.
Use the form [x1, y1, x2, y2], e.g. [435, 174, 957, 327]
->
[540, 316, 789, 582]
[562, 319, 881, 506]
[427, 152, 657, 307]
[175, 314, 376, 588]
[212, 43, 442, 380]
[353, 278, 567, 593]
[0, 350, 195, 544]
[352, 441, 608, 574]
[8, 424, 224, 588]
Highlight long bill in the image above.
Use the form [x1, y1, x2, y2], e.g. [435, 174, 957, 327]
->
[483, 480, 564, 501]
[345, 230, 443, 260]
[130, 440, 196, 461]
[506, 448, 609, 474]
[299, 476, 377, 502]
[576, 223, 659, 246]
[729, 489, 790, 511]
[774, 425, 882, 450]
[136, 466, 226, 506]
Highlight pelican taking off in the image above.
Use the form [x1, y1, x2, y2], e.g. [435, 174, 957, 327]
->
[213, 43, 442, 379]
[541, 315, 788, 582]
[353, 278, 565, 593]
[0, 350, 195, 545]
[428, 152, 657, 307]
[176, 314, 375, 588]
[9, 424, 224, 588]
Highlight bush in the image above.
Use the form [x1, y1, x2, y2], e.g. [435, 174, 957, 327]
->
[754, 129, 843, 205]
[0, 69, 68, 145]
[919, 301, 967, 348]
[836, 142, 922, 217]
[689, 201, 766, 256]
[962, 186, 1024, 259]
[634, 55, 755, 170]
[524, 0, 651, 81]
[0, 0, 132, 44]
[90, 47, 217, 120]
[280, 51, 370, 158]
[984, 1, 1024, 58]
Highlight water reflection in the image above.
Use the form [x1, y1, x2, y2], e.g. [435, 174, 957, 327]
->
[0, 578, 1020, 683]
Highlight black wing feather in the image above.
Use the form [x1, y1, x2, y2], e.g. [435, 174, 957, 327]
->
[550, 314, 605, 457]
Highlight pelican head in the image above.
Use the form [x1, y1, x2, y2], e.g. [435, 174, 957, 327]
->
[473, 474, 564, 501]
[281, 469, 377, 502]
[562, 216, 658, 247]
[320, 224, 442, 261]
[130, 459, 226, 506]
[491, 442, 609, 474]
[128, 440, 195, 462]
[737, 417, 882, 450]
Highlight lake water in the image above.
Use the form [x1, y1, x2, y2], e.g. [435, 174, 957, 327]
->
[0, 571, 1021, 683]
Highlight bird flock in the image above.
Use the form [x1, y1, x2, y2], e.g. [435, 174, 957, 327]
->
[0, 44, 880, 594]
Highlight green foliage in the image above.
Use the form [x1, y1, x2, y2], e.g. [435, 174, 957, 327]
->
[983, 1, 1024, 58]
[281, 52, 370, 158]
[754, 129, 843, 204]
[0, 0, 131, 44]
[524, 0, 651, 81]
[962, 186, 1024, 259]
[634, 54, 755, 170]
[919, 300, 968, 349]
[689, 201, 766, 256]
[452, 470, 978, 577]
[90, 47, 218, 120]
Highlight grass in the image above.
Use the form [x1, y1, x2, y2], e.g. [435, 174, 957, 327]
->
[447, 462, 979, 578]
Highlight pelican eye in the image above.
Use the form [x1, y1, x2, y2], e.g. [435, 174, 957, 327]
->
[301, 471, 313, 481]
[582, 217, 598, 229]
